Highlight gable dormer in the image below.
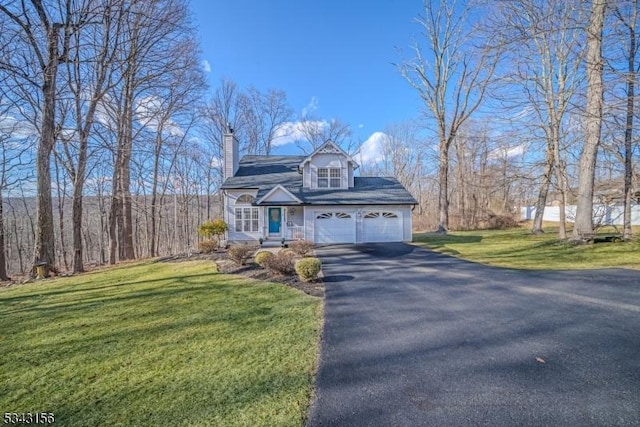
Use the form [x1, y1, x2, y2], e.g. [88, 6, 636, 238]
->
[299, 140, 359, 189]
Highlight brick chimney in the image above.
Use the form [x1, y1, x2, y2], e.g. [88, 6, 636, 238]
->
[223, 123, 239, 180]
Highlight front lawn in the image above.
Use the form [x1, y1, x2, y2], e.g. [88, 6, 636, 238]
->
[0, 261, 322, 426]
[413, 225, 640, 270]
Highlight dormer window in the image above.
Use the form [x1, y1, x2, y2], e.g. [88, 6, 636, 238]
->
[318, 168, 341, 188]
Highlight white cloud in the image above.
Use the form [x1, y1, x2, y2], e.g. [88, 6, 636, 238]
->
[355, 131, 387, 165]
[0, 115, 37, 139]
[210, 156, 222, 168]
[272, 120, 328, 147]
[358, 123, 364, 129]
[301, 96, 319, 117]
[488, 143, 526, 160]
[202, 60, 212, 73]
[135, 96, 184, 137]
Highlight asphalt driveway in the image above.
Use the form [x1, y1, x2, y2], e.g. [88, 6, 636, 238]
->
[306, 243, 640, 426]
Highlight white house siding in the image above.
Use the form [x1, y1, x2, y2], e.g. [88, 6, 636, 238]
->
[303, 163, 312, 188]
[223, 132, 239, 180]
[263, 187, 297, 203]
[224, 189, 262, 241]
[308, 154, 349, 189]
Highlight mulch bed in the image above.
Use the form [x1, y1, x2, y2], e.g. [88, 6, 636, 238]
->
[158, 251, 324, 298]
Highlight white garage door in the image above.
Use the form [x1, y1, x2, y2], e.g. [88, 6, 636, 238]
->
[314, 212, 356, 244]
[363, 211, 403, 242]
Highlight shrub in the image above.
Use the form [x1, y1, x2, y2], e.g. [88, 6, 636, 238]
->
[279, 248, 294, 256]
[289, 240, 314, 257]
[198, 219, 228, 247]
[198, 240, 219, 254]
[295, 257, 321, 282]
[254, 251, 273, 268]
[486, 213, 519, 230]
[228, 245, 253, 266]
[264, 251, 295, 275]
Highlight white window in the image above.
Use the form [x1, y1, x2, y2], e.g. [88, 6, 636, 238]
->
[234, 194, 258, 232]
[235, 207, 259, 232]
[318, 168, 328, 188]
[318, 168, 341, 188]
[236, 194, 256, 204]
[330, 168, 341, 188]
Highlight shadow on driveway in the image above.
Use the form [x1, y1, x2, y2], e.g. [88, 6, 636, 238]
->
[307, 243, 640, 426]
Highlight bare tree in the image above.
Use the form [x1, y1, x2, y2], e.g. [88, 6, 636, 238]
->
[55, 0, 124, 272]
[490, 0, 587, 238]
[243, 87, 292, 155]
[105, 0, 199, 264]
[202, 77, 246, 175]
[398, 0, 499, 233]
[0, 0, 79, 273]
[296, 116, 352, 154]
[0, 98, 35, 280]
[611, 0, 638, 239]
[201, 77, 248, 217]
[359, 120, 423, 197]
[573, 0, 607, 239]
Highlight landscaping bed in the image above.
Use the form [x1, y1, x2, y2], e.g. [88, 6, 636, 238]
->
[214, 258, 324, 297]
[158, 242, 324, 297]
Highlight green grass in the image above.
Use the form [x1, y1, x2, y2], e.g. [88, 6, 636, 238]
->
[0, 261, 322, 426]
[413, 225, 640, 270]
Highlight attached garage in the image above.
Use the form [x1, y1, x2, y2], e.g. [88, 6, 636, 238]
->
[314, 212, 356, 244]
[362, 211, 403, 243]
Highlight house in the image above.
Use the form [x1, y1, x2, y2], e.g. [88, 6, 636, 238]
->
[220, 127, 417, 244]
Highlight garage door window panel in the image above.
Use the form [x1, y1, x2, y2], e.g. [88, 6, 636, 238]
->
[363, 211, 402, 242]
[314, 211, 355, 243]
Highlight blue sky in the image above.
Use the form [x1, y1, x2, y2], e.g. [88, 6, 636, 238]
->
[190, 0, 425, 156]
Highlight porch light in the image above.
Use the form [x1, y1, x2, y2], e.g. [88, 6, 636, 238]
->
[289, 207, 296, 214]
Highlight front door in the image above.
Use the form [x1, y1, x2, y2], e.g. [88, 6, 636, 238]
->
[268, 207, 282, 236]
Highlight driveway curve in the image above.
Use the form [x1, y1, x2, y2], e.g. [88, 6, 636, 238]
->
[306, 243, 640, 426]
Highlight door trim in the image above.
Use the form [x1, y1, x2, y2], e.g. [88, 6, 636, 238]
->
[268, 207, 282, 237]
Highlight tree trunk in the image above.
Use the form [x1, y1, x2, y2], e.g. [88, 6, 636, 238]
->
[54, 159, 69, 270]
[553, 126, 567, 239]
[108, 159, 120, 265]
[532, 147, 555, 234]
[437, 141, 450, 233]
[120, 75, 135, 260]
[33, 25, 61, 274]
[623, 2, 636, 240]
[555, 160, 568, 240]
[455, 140, 467, 230]
[71, 155, 86, 273]
[0, 192, 9, 281]
[573, 0, 606, 239]
[149, 132, 162, 257]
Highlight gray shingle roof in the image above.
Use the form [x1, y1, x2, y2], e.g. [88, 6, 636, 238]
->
[221, 156, 305, 189]
[221, 155, 417, 205]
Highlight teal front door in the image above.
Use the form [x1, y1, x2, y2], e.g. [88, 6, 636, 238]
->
[268, 208, 281, 234]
